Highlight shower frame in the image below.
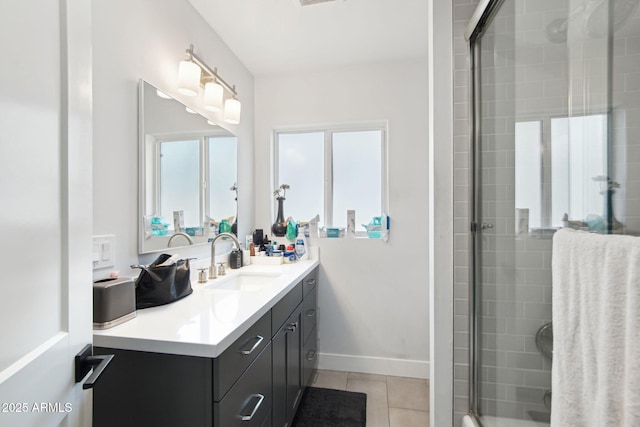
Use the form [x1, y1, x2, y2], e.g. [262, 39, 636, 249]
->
[465, 1, 506, 422]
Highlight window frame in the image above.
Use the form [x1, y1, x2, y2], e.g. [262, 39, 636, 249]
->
[273, 122, 389, 233]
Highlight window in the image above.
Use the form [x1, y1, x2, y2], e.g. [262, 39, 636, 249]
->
[514, 121, 542, 228]
[154, 135, 237, 229]
[551, 114, 608, 227]
[208, 136, 238, 220]
[159, 139, 201, 228]
[514, 114, 608, 231]
[274, 125, 387, 232]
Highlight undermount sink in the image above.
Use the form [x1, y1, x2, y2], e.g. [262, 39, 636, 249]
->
[203, 270, 281, 292]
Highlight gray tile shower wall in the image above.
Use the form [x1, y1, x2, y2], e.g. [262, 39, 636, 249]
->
[612, 11, 640, 234]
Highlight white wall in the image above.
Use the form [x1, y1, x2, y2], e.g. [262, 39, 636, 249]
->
[429, 0, 454, 424]
[92, 0, 254, 277]
[255, 60, 430, 378]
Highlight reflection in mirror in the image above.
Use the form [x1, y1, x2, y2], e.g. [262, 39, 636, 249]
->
[514, 114, 611, 234]
[139, 80, 237, 254]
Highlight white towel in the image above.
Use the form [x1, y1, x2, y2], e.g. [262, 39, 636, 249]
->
[551, 229, 640, 426]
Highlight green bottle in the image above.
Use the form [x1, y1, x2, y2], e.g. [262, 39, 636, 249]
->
[219, 219, 232, 233]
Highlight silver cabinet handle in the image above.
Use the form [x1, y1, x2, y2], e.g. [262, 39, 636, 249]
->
[306, 350, 316, 361]
[305, 278, 316, 286]
[240, 335, 264, 356]
[481, 223, 494, 230]
[240, 393, 265, 421]
[286, 322, 298, 332]
[306, 309, 316, 317]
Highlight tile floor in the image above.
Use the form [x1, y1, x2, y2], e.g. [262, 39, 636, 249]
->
[310, 370, 430, 427]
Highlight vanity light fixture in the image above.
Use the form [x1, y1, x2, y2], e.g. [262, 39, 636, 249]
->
[299, 0, 338, 5]
[177, 60, 201, 96]
[176, 44, 241, 124]
[223, 97, 241, 125]
[204, 81, 224, 113]
[156, 89, 172, 99]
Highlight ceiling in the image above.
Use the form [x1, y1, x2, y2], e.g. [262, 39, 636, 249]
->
[187, 0, 428, 76]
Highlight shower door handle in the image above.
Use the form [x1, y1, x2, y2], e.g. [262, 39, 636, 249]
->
[480, 223, 493, 230]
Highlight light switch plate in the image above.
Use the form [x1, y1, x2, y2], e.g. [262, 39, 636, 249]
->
[92, 235, 115, 270]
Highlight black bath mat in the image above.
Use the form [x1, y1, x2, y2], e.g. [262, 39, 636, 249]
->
[291, 387, 367, 427]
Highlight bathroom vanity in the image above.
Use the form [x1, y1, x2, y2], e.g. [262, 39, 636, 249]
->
[92, 261, 319, 427]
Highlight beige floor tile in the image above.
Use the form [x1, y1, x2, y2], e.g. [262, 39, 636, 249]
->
[311, 369, 348, 390]
[348, 372, 387, 382]
[389, 408, 429, 427]
[347, 378, 390, 427]
[387, 376, 429, 411]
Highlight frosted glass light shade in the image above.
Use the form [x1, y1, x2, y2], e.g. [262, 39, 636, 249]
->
[156, 89, 172, 99]
[204, 82, 223, 112]
[177, 61, 201, 96]
[223, 98, 241, 124]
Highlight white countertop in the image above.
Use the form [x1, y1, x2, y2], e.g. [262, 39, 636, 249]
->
[93, 259, 319, 358]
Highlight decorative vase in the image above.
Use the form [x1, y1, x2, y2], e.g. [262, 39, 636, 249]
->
[272, 197, 287, 237]
[231, 197, 238, 235]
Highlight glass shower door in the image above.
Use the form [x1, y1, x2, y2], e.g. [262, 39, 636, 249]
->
[468, 0, 628, 424]
[471, 2, 557, 421]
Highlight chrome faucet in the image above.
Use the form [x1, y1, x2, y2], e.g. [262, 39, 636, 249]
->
[209, 232, 241, 279]
[167, 232, 195, 247]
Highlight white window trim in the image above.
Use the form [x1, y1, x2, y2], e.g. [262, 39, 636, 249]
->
[272, 121, 389, 234]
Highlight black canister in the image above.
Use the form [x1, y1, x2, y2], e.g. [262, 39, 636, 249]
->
[229, 249, 243, 269]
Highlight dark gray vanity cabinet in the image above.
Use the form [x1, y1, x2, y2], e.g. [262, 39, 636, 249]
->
[93, 265, 319, 427]
[94, 311, 273, 427]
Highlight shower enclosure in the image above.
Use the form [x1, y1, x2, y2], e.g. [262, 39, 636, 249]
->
[464, 0, 640, 425]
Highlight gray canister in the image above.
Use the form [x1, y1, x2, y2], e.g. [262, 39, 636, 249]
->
[93, 277, 136, 329]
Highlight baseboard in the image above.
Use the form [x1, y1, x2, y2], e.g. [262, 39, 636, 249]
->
[317, 352, 429, 379]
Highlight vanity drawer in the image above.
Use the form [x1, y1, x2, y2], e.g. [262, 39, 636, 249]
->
[214, 310, 271, 401]
[214, 342, 272, 427]
[302, 325, 318, 388]
[272, 282, 303, 337]
[302, 267, 318, 297]
[302, 285, 317, 344]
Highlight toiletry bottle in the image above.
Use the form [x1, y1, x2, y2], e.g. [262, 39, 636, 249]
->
[219, 219, 231, 233]
[295, 227, 308, 260]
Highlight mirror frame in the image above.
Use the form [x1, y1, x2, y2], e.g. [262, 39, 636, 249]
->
[138, 79, 238, 254]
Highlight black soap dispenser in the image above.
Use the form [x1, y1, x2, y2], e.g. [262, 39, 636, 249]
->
[229, 249, 243, 269]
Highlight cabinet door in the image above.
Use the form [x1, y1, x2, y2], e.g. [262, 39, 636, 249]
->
[285, 306, 303, 424]
[272, 326, 287, 427]
[272, 304, 303, 427]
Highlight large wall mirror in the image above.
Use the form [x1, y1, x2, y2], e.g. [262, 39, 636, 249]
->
[139, 80, 238, 254]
